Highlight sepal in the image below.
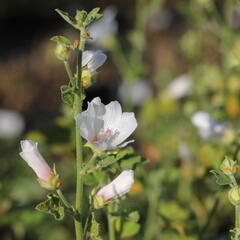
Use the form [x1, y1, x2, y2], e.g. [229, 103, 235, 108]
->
[37, 166, 61, 190]
[220, 156, 238, 175]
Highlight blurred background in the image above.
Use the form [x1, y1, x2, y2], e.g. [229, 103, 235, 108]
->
[1, 0, 240, 239]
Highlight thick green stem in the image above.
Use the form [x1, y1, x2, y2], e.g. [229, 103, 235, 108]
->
[107, 203, 116, 240]
[74, 30, 86, 240]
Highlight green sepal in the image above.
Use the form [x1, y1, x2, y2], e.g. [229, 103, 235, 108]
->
[83, 8, 102, 27]
[35, 194, 64, 220]
[60, 85, 74, 106]
[55, 9, 78, 29]
[210, 169, 232, 186]
[93, 195, 105, 209]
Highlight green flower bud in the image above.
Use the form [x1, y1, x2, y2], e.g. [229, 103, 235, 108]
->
[229, 187, 240, 206]
[55, 43, 71, 61]
[220, 157, 238, 175]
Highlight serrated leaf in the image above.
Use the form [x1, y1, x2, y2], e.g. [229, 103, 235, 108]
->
[35, 194, 64, 220]
[84, 8, 103, 26]
[60, 85, 74, 105]
[210, 170, 232, 186]
[51, 36, 71, 46]
[55, 9, 78, 29]
[75, 10, 87, 26]
[89, 213, 103, 240]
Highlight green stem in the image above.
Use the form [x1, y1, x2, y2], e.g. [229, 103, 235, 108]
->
[64, 60, 74, 81]
[83, 152, 98, 173]
[56, 189, 72, 209]
[74, 30, 86, 240]
[107, 203, 116, 240]
[236, 205, 240, 240]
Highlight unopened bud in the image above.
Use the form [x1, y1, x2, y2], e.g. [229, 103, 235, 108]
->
[229, 187, 240, 206]
[81, 69, 92, 88]
[73, 40, 79, 49]
[55, 43, 71, 61]
[220, 156, 238, 175]
[38, 172, 61, 190]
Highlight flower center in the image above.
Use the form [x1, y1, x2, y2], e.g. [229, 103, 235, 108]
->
[90, 129, 113, 143]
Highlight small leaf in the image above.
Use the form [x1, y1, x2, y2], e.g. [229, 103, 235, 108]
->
[75, 10, 87, 27]
[35, 194, 64, 220]
[84, 8, 103, 26]
[120, 221, 140, 238]
[88, 213, 103, 240]
[51, 36, 71, 46]
[60, 85, 74, 105]
[210, 170, 232, 186]
[128, 211, 140, 223]
[55, 9, 78, 29]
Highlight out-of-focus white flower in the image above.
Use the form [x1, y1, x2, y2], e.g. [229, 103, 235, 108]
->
[96, 170, 134, 202]
[117, 79, 153, 107]
[20, 140, 53, 182]
[88, 6, 118, 46]
[191, 111, 226, 140]
[76, 97, 137, 151]
[82, 50, 107, 73]
[0, 109, 25, 139]
[148, 8, 172, 32]
[167, 74, 192, 99]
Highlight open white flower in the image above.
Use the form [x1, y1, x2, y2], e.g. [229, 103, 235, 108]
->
[88, 6, 118, 46]
[82, 50, 107, 73]
[96, 170, 134, 201]
[19, 140, 52, 182]
[76, 97, 137, 151]
[191, 111, 226, 140]
[167, 74, 192, 99]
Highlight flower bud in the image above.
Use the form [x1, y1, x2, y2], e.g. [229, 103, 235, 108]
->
[19, 140, 61, 190]
[81, 69, 92, 88]
[228, 187, 240, 206]
[94, 170, 134, 208]
[220, 156, 238, 175]
[54, 43, 71, 61]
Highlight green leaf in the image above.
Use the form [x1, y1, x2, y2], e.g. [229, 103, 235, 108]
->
[75, 10, 87, 27]
[210, 169, 232, 186]
[60, 85, 74, 106]
[128, 211, 140, 223]
[51, 36, 71, 46]
[120, 221, 140, 238]
[89, 213, 103, 240]
[35, 194, 64, 220]
[84, 8, 102, 26]
[55, 9, 78, 29]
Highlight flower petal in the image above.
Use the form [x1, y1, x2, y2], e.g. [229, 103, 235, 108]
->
[112, 112, 137, 146]
[82, 51, 94, 66]
[103, 101, 122, 130]
[87, 51, 107, 72]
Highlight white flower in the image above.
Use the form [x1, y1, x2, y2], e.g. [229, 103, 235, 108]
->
[117, 79, 153, 107]
[191, 111, 226, 140]
[82, 50, 107, 73]
[19, 140, 52, 182]
[167, 74, 192, 99]
[76, 97, 137, 151]
[88, 6, 118, 46]
[0, 109, 25, 139]
[96, 170, 134, 201]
